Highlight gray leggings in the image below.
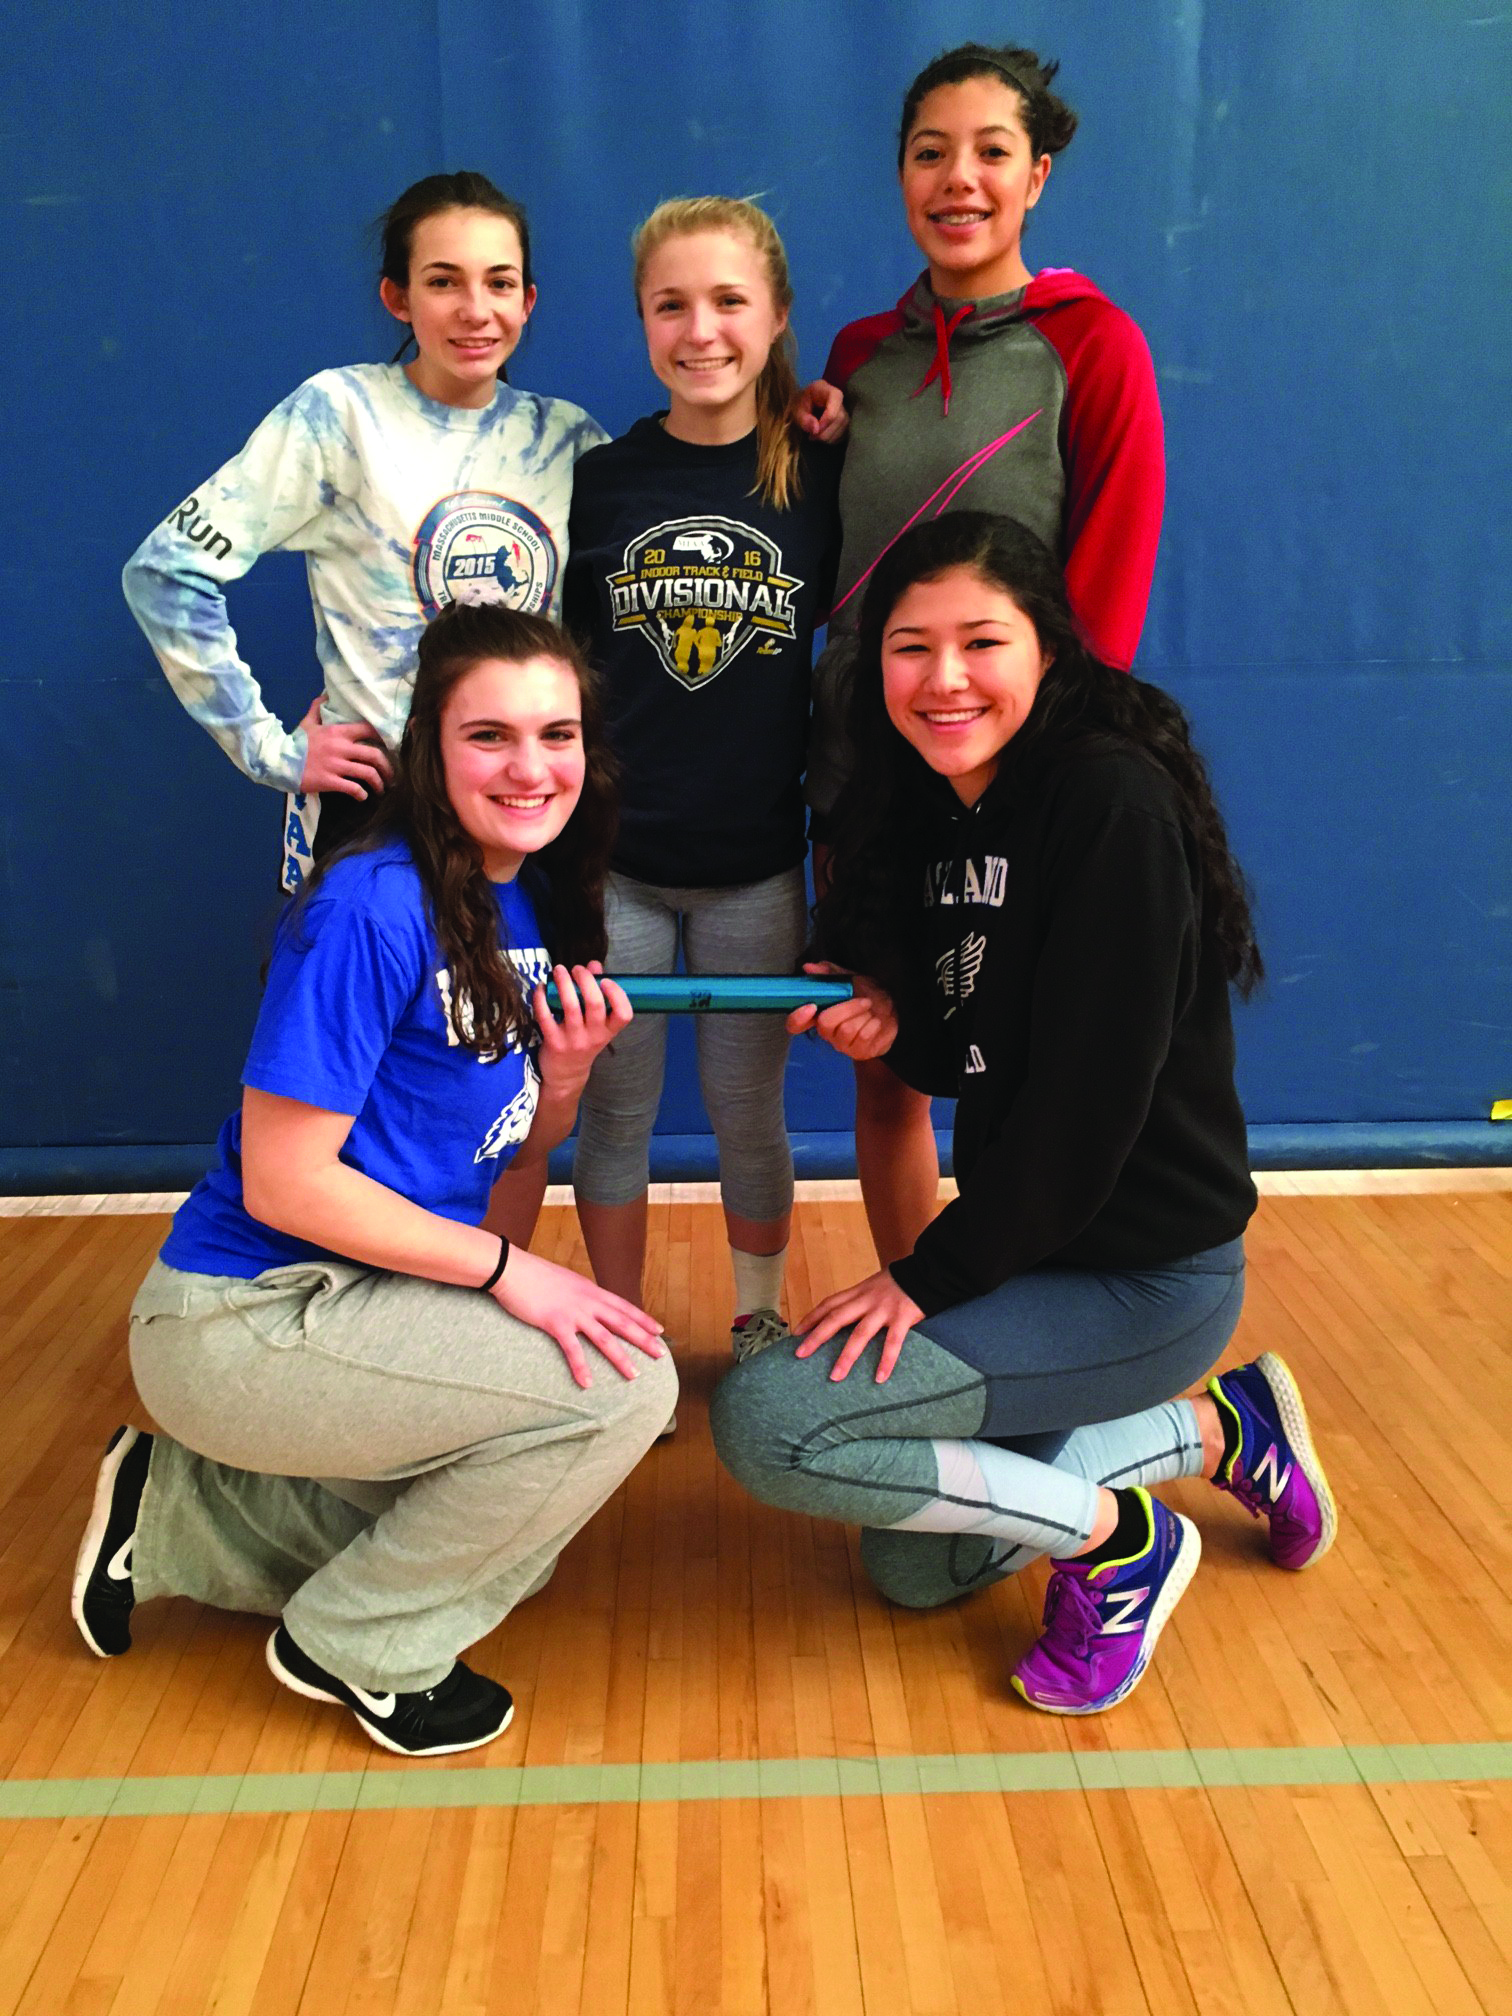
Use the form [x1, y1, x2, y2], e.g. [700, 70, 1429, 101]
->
[711, 1243, 1245, 1605]
[127, 1258, 678, 1694]
[572, 868, 806, 1218]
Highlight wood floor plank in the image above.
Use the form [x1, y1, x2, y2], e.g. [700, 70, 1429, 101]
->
[56, 1813, 199, 2016]
[0, 1189, 1507, 2012]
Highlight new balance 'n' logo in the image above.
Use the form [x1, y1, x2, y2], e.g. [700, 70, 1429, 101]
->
[1100, 1586, 1150, 1636]
[1252, 1443, 1293, 1502]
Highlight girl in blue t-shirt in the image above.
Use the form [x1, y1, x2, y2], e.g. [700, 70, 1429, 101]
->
[71, 603, 677, 1758]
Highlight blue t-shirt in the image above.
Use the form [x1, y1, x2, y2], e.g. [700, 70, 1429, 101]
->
[162, 838, 551, 1279]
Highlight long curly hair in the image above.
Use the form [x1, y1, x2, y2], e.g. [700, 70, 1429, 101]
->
[817, 513, 1263, 1001]
[297, 602, 618, 1056]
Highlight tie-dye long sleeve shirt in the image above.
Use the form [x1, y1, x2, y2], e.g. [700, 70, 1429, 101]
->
[122, 363, 608, 792]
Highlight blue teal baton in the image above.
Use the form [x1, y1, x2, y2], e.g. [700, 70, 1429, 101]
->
[543, 975, 855, 1013]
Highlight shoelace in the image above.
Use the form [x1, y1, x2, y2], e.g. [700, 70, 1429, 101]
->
[911, 301, 975, 417]
[1223, 1464, 1267, 1520]
[1040, 1568, 1102, 1663]
[732, 1311, 788, 1362]
[386, 1667, 473, 1734]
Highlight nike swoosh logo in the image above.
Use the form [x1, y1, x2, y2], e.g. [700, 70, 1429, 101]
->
[107, 1539, 133, 1582]
[348, 1681, 397, 1718]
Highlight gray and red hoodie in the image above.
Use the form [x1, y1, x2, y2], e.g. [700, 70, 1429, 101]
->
[807, 269, 1164, 817]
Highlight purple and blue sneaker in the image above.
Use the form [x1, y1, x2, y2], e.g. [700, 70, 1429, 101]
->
[1011, 1489, 1200, 1716]
[1208, 1353, 1337, 1570]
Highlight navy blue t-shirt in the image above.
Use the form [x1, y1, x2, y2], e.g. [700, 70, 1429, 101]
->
[161, 839, 550, 1279]
[564, 418, 841, 887]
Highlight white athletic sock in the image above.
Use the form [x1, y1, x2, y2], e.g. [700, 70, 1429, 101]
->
[730, 1245, 787, 1319]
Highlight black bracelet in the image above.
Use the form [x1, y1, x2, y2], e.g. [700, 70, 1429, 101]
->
[480, 1236, 510, 1292]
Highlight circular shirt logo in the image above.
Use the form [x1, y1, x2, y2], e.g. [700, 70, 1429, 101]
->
[412, 492, 559, 620]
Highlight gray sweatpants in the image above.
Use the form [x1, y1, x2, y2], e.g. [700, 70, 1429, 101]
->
[572, 868, 806, 1217]
[127, 1257, 678, 1693]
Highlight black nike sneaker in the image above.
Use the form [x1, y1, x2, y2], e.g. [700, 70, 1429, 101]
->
[265, 1623, 515, 1757]
[73, 1426, 153, 1657]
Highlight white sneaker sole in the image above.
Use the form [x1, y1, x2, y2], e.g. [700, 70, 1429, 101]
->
[1254, 1352, 1339, 1567]
[265, 1631, 514, 1758]
[71, 1427, 142, 1659]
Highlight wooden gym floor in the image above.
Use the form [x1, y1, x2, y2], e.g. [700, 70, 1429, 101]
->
[0, 1173, 1509, 2014]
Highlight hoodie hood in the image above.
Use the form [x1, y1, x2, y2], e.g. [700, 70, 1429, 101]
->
[899, 268, 1111, 415]
[898, 266, 1108, 337]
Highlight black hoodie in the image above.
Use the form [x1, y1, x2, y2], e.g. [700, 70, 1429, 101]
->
[878, 723, 1256, 1318]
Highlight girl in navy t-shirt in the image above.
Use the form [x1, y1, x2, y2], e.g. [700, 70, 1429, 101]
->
[564, 197, 841, 1370]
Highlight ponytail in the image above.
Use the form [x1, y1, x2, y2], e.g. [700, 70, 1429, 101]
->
[751, 324, 803, 510]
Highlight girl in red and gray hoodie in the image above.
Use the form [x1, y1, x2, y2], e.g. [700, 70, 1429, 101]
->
[802, 42, 1166, 1268]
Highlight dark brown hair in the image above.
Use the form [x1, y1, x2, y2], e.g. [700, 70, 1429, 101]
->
[818, 513, 1263, 1000]
[298, 602, 617, 1057]
[898, 42, 1078, 168]
[378, 171, 533, 370]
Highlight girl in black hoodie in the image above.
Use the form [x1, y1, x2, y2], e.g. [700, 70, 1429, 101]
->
[711, 514, 1337, 1717]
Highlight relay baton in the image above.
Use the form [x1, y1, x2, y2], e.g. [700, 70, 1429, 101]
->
[543, 975, 855, 1014]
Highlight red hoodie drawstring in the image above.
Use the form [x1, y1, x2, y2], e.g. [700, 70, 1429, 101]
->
[912, 301, 975, 417]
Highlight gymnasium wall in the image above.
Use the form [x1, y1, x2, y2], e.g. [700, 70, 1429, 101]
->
[3, 1, 1509, 1188]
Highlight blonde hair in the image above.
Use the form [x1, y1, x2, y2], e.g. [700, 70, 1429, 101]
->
[632, 196, 803, 511]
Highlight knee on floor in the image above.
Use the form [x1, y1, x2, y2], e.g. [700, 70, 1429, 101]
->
[860, 1527, 1008, 1610]
[708, 1352, 809, 1506]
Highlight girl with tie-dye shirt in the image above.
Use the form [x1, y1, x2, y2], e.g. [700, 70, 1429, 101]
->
[123, 171, 608, 888]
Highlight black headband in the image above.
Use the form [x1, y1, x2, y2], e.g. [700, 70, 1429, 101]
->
[985, 59, 1039, 102]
